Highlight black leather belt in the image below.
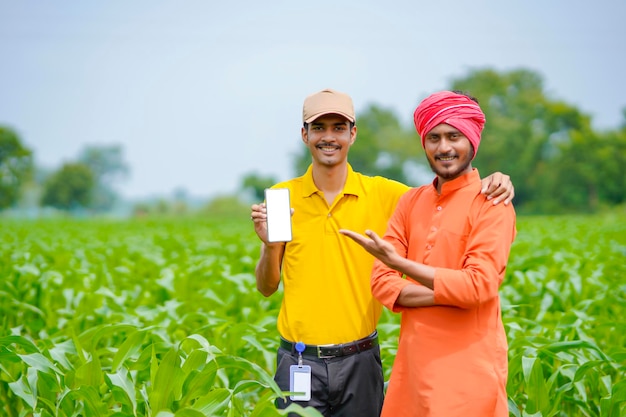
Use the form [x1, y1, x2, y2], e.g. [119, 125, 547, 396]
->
[280, 331, 379, 359]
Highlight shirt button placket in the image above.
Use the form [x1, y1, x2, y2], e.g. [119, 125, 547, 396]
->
[426, 205, 443, 251]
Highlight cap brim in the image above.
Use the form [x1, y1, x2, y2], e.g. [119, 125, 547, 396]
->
[304, 111, 355, 124]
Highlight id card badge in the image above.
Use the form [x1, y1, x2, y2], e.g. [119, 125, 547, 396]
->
[289, 364, 311, 401]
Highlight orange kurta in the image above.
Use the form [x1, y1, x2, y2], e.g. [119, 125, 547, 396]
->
[372, 169, 516, 417]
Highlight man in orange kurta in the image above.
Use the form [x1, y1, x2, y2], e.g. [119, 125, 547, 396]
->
[340, 91, 517, 416]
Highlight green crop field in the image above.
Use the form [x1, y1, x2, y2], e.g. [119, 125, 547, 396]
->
[1, 214, 625, 417]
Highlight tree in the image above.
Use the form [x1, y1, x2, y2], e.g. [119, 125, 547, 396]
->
[241, 172, 278, 201]
[77, 145, 129, 211]
[556, 125, 626, 210]
[41, 163, 95, 210]
[284, 68, 624, 213]
[599, 119, 626, 205]
[293, 104, 423, 185]
[450, 68, 592, 212]
[0, 126, 33, 210]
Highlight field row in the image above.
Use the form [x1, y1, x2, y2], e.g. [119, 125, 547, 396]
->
[1, 215, 625, 416]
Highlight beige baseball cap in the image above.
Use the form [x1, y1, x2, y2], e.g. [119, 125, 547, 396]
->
[302, 88, 355, 124]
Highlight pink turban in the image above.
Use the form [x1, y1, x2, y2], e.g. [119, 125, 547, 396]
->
[413, 91, 486, 159]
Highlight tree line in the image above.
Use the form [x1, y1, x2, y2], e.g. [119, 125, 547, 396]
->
[0, 130, 128, 214]
[291, 68, 626, 214]
[2, 67, 625, 215]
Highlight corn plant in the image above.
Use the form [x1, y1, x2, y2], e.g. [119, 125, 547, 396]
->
[1, 213, 625, 416]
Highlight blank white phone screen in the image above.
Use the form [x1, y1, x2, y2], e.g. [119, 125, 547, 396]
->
[265, 188, 292, 242]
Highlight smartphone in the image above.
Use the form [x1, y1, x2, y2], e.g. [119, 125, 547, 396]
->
[264, 188, 292, 242]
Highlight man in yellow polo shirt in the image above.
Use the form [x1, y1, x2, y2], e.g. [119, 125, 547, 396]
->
[250, 88, 514, 416]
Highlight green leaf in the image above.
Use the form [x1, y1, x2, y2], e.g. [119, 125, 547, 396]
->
[106, 367, 137, 414]
[521, 356, 549, 414]
[17, 352, 62, 375]
[74, 356, 103, 387]
[181, 349, 208, 374]
[111, 329, 146, 371]
[191, 388, 231, 415]
[78, 323, 138, 353]
[8, 367, 38, 409]
[36, 370, 62, 408]
[174, 409, 207, 417]
[180, 363, 219, 405]
[149, 347, 183, 412]
[248, 390, 284, 417]
[215, 355, 282, 396]
[233, 379, 266, 395]
[154, 411, 175, 417]
[281, 403, 325, 417]
[0, 335, 41, 354]
[539, 339, 609, 361]
[58, 385, 108, 417]
[47, 339, 77, 371]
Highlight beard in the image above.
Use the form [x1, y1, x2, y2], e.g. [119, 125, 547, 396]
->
[426, 152, 473, 180]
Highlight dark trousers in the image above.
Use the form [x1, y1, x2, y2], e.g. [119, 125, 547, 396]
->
[274, 345, 384, 417]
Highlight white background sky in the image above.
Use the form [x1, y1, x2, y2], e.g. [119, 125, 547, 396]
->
[1, 0, 625, 200]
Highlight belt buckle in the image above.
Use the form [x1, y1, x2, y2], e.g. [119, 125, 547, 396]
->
[317, 345, 337, 359]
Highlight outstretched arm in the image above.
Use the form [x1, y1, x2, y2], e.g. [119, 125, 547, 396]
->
[339, 228, 435, 308]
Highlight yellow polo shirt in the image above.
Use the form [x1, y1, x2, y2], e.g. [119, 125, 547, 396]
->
[273, 164, 409, 345]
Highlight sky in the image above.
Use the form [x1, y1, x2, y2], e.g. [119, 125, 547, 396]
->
[1, 0, 625, 201]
